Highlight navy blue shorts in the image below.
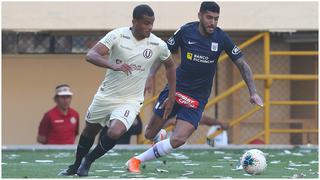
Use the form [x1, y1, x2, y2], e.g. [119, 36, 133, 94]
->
[153, 89, 206, 129]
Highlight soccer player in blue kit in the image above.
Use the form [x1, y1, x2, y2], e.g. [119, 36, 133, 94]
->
[127, 1, 263, 173]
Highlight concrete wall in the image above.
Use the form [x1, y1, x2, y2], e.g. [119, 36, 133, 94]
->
[2, 1, 318, 31]
[2, 55, 105, 144]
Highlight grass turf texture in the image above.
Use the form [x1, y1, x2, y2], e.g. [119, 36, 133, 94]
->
[2, 148, 318, 178]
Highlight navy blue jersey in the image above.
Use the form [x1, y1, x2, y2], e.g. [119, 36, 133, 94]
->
[166, 21, 243, 101]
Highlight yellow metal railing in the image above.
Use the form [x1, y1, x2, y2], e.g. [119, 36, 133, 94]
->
[139, 32, 318, 144]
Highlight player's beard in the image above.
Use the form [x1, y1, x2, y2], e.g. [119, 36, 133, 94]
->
[200, 22, 214, 35]
[144, 31, 151, 38]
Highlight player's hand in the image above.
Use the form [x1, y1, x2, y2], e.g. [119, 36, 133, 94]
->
[144, 75, 154, 95]
[160, 97, 175, 120]
[111, 63, 132, 76]
[250, 93, 263, 107]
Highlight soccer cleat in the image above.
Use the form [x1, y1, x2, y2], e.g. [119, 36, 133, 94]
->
[76, 156, 93, 177]
[58, 164, 78, 176]
[126, 157, 141, 173]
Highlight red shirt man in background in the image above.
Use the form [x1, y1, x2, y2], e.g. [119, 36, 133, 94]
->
[37, 84, 79, 144]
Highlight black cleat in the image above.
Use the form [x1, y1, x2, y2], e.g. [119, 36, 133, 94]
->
[77, 156, 93, 177]
[58, 164, 78, 176]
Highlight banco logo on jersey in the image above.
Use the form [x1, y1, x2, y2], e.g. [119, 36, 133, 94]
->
[232, 46, 241, 55]
[143, 49, 153, 59]
[186, 52, 215, 64]
[187, 52, 193, 60]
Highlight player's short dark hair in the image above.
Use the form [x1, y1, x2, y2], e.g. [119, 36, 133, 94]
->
[200, 1, 220, 13]
[133, 4, 154, 19]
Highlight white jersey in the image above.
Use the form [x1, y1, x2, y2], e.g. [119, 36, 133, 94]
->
[94, 27, 171, 103]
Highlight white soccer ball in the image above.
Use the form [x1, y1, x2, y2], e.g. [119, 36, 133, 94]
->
[241, 149, 267, 175]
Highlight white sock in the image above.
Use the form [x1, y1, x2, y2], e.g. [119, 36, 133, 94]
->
[135, 138, 173, 163]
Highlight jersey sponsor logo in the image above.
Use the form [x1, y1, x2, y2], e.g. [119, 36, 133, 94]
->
[188, 41, 197, 45]
[143, 49, 153, 59]
[70, 117, 77, 124]
[130, 63, 146, 72]
[232, 46, 241, 55]
[187, 52, 193, 60]
[186, 52, 215, 64]
[211, 42, 218, 52]
[175, 91, 199, 109]
[167, 37, 175, 45]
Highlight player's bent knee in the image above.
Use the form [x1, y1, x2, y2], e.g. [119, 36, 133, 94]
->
[170, 136, 187, 148]
[107, 127, 124, 140]
[144, 130, 156, 140]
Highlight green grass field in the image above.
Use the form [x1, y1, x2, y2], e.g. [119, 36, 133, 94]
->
[2, 148, 318, 178]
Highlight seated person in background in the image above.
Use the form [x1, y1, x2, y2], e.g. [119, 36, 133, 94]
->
[99, 115, 143, 144]
[37, 84, 79, 144]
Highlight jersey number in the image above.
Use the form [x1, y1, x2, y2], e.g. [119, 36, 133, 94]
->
[124, 110, 130, 117]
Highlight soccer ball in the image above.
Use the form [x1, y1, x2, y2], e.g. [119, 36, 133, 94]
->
[241, 149, 267, 175]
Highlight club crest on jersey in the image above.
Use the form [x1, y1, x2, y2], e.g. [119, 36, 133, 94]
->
[70, 117, 77, 124]
[143, 49, 153, 59]
[211, 42, 218, 52]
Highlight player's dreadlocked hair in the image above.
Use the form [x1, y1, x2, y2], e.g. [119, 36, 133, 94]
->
[200, 1, 220, 13]
[133, 4, 154, 20]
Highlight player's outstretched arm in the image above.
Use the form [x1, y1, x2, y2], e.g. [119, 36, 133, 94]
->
[161, 56, 176, 119]
[233, 57, 263, 107]
[86, 43, 132, 75]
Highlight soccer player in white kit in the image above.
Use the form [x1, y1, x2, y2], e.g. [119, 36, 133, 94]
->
[59, 4, 176, 177]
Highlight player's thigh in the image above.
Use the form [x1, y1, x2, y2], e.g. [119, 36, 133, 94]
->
[81, 121, 103, 138]
[170, 106, 204, 147]
[85, 99, 112, 127]
[170, 119, 196, 148]
[176, 105, 204, 130]
[148, 90, 179, 139]
[107, 101, 141, 135]
[153, 88, 178, 121]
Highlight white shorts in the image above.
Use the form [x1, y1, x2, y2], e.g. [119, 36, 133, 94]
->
[85, 98, 142, 130]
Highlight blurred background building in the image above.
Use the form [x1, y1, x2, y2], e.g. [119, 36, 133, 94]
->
[2, 1, 318, 145]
